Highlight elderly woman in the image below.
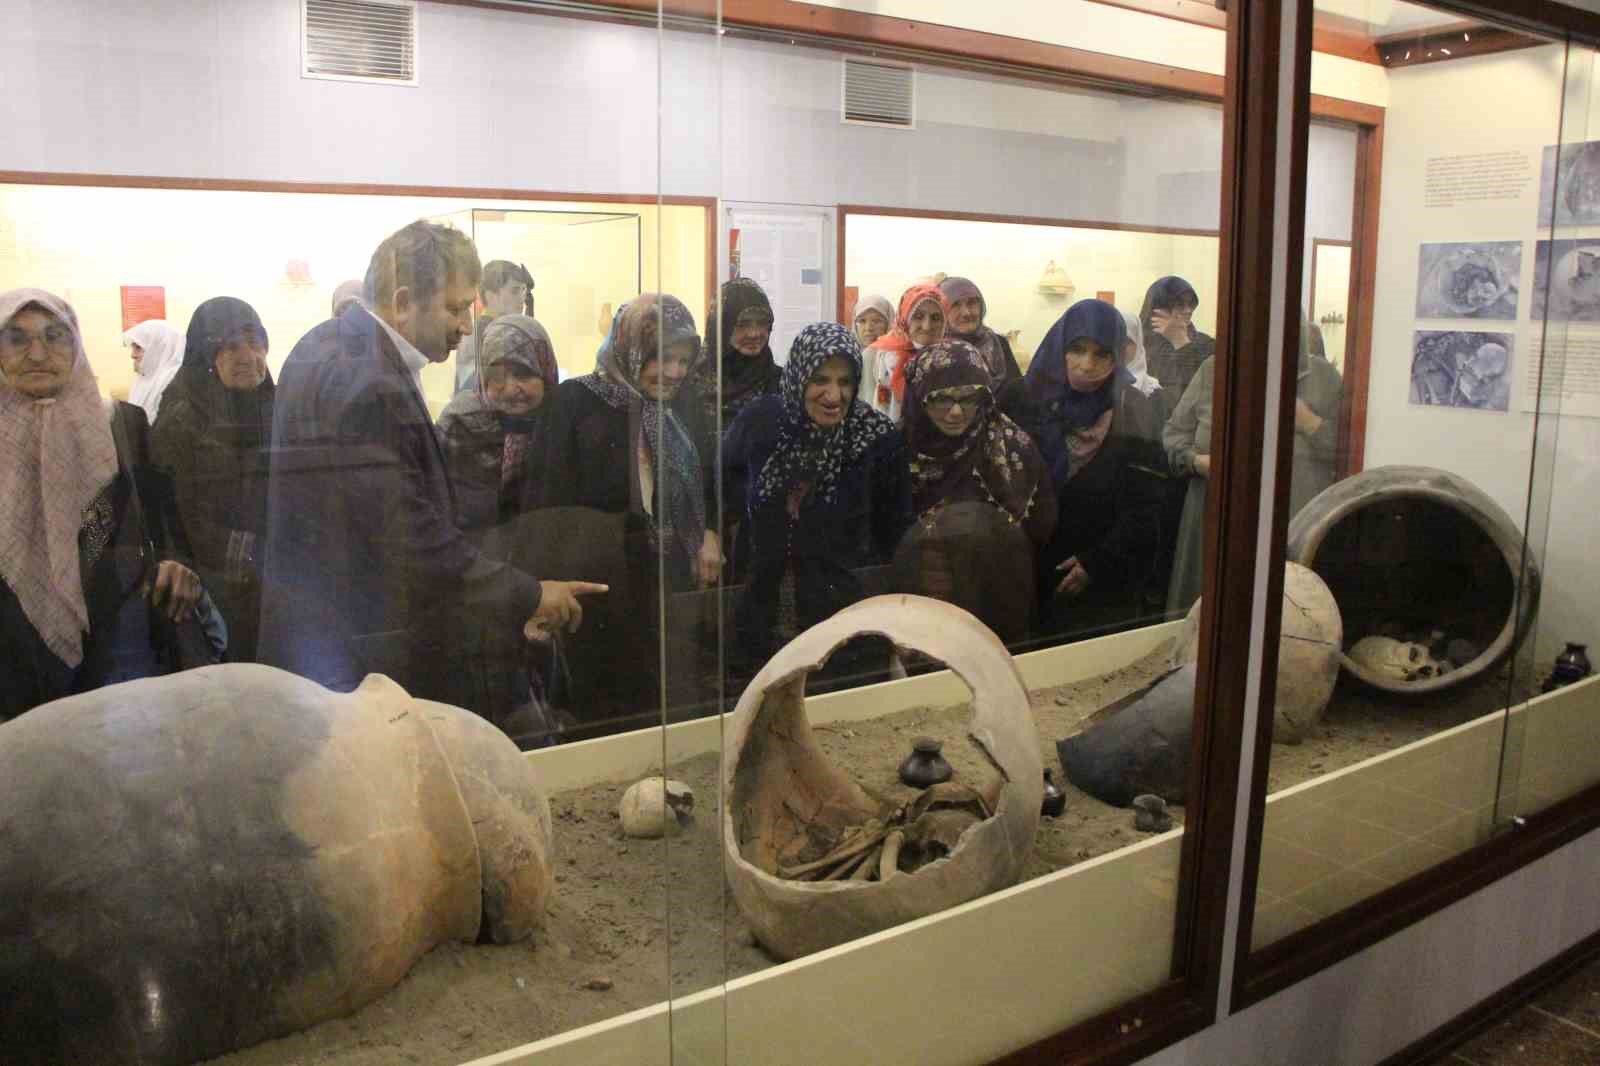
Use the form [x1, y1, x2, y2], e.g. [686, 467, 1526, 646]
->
[543, 294, 720, 592]
[1008, 298, 1166, 640]
[124, 319, 185, 423]
[1, 289, 202, 720]
[894, 339, 1054, 643]
[723, 322, 910, 675]
[866, 283, 948, 423]
[683, 277, 781, 428]
[152, 297, 275, 663]
[437, 314, 560, 533]
[938, 277, 1023, 390]
[852, 293, 892, 349]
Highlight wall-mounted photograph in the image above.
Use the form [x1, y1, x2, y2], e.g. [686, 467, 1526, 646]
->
[1531, 238, 1600, 322]
[1410, 330, 1514, 412]
[1538, 140, 1600, 227]
[1415, 241, 1521, 319]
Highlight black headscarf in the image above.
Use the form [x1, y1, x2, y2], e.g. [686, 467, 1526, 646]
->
[1025, 299, 1131, 490]
[173, 297, 275, 449]
[1139, 276, 1200, 341]
[690, 277, 780, 424]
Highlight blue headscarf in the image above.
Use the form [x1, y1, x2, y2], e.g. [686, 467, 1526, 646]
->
[1025, 299, 1133, 488]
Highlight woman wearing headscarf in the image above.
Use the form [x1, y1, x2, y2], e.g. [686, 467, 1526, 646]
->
[894, 339, 1054, 642]
[1119, 308, 1164, 403]
[152, 297, 275, 662]
[124, 319, 185, 423]
[865, 283, 948, 423]
[723, 322, 910, 675]
[1, 289, 202, 720]
[438, 314, 560, 533]
[939, 277, 1023, 390]
[1008, 298, 1166, 639]
[682, 277, 781, 428]
[852, 293, 893, 349]
[543, 294, 720, 592]
[1140, 276, 1217, 399]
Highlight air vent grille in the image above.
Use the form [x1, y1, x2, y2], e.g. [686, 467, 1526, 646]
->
[842, 58, 915, 129]
[303, 0, 417, 85]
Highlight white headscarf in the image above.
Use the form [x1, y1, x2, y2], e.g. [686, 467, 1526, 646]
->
[852, 293, 893, 330]
[124, 319, 185, 422]
[1120, 308, 1162, 398]
[0, 288, 120, 668]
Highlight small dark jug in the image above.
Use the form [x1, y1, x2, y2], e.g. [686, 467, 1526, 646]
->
[1041, 769, 1067, 818]
[898, 736, 953, 789]
[1546, 643, 1593, 692]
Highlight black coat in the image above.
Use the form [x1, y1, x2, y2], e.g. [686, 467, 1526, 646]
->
[436, 392, 550, 534]
[259, 306, 543, 709]
[722, 395, 912, 662]
[1004, 382, 1167, 639]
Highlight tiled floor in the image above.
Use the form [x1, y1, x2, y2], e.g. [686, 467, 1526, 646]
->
[1418, 954, 1600, 1065]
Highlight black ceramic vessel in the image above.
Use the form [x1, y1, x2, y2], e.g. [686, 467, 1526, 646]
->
[1041, 769, 1066, 818]
[898, 736, 953, 789]
[1546, 642, 1593, 692]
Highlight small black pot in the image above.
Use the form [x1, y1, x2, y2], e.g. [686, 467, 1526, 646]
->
[1546, 642, 1593, 692]
[898, 737, 953, 789]
[1041, 769, 1066, 818]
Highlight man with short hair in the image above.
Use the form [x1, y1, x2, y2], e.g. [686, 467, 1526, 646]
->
[453, 259, 534, 396]
[262, 221, 600, 708]
[330, 279, 365, 318]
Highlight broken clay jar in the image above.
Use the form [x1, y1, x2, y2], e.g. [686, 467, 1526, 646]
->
[723, 595, 1042, 962]
[1287, 465, 1540, 696]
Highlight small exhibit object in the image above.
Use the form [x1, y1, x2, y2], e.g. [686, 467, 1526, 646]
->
[898, 736, 954, 789]
[619, 777, 696, 838]
[1041, 769, 1067, 818]
[1546, 642, 1593, 692]
[1132, 794, 1173, 834]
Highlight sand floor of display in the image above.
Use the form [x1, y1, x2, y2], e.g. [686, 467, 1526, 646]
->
[210, 644, 1523, 1066]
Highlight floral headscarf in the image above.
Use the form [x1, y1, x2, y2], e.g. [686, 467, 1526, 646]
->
[753, 322, 897, 517]
[866, 283, 949, 418]
[478, 315, 558, 422]
[578, 295, 706, 571]
[687, 277, 780, 425]
[938, 277, 1015, 387]
[124, 320, 185, 423]
[904, 339, 1044, 524]
[0, 288, 120, 668]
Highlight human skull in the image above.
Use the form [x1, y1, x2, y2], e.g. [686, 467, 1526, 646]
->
[1348, 636, 1446, 683]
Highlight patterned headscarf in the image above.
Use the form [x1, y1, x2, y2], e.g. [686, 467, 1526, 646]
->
[124, 319, 185, 423]
[0, 288, 120, 668]
[477, 314, 558, 424]
[938, 277, 1015, 387]
[687, 277, 780, 425]
[904, 339, 1044, 524]
[867, 283, 949, 415]
[578, 295, 706, 571]
[753, 323, 897, 515]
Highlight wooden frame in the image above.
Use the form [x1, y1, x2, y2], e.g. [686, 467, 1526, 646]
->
[1086, 0, 1383, 64]
[0, 171, 720, 317]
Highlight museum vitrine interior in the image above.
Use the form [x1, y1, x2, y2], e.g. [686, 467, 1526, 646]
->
[2, 1, 1599, 1065]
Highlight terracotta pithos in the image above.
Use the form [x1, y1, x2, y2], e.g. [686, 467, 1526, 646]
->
[723, 595, 1042, 962]
[1171, 561, 1343, 742]
[1286, 465, 1540, 695]
[0, 664, 554, 1066]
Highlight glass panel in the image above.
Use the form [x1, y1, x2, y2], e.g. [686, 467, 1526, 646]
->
[1250, 3, 1568, 953]
[1501, 40, 1600, 821]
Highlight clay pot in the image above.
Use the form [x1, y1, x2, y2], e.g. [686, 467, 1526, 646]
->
[1287, 465, 1540, 695]
[723, 595, 1042, 962]
[1546, 642, 1594, 691]
[898, 737, 954, 788]
[0, 665, 553, 1066]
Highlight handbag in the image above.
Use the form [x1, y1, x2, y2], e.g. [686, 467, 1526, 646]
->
[110, 405, 227, 671]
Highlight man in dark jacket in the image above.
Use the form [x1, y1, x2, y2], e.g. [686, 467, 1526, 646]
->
[260, 221, 600, 708]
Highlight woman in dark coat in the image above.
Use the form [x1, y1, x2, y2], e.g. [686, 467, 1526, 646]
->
[1139, 275, 1217, 399]
[895, 338, 1054, 643]
[682, 277, 781, 428]
[723, 322, 910, 676]
[152, 297, 274, 662]
[938, 276, 1023, 391]
[1008, 298, 1167, 640]
[437, 314, 560, 534]
[1, 288, 201, 719]
[542, 295, 720, 591]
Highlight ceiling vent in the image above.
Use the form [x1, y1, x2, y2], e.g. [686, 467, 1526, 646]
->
[302, 0, 418, 86]
[841, 57, 915, 129]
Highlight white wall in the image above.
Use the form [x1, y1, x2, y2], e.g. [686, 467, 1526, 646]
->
[1361, 43, 1599, 667]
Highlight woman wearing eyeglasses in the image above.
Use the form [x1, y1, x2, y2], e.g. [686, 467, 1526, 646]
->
[892, 339, 1054, 643]
[0, 289, 203, 720]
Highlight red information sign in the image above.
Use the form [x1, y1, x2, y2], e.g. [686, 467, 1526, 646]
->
[1096, 289, 1116, 305]
[120, 286, 166, 331]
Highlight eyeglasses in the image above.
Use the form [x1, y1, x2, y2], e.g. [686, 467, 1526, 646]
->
[926, 387, 987, 414]
[1, 324, 73, 354]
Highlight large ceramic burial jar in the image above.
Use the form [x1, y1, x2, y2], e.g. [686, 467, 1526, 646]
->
[1287, 465, 1540, 695]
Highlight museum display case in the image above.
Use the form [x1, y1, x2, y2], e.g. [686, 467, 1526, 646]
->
[2, 1, 1599, 1065]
